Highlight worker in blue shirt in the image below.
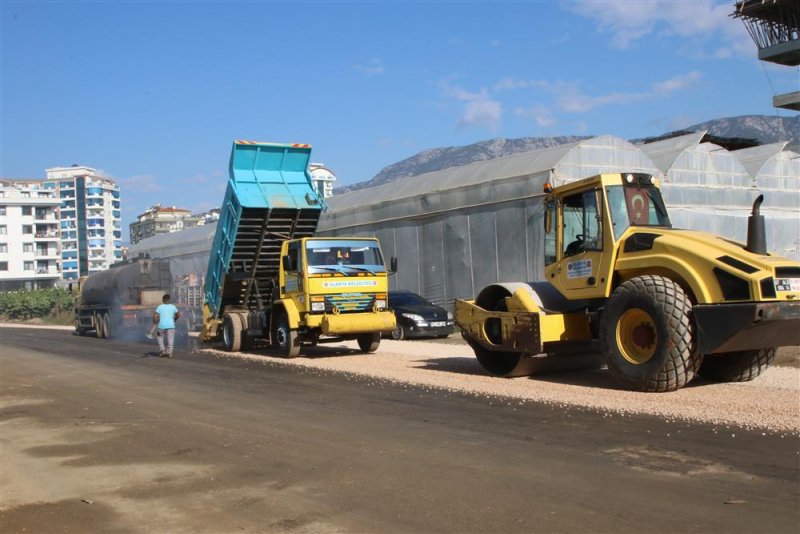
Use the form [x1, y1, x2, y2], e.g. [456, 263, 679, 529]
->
[153, 294, 180, 357]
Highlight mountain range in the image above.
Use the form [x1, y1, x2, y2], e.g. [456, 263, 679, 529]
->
[335, 115, 799, 194]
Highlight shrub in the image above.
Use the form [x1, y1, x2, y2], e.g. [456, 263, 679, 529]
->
[0, 288, 76, 322]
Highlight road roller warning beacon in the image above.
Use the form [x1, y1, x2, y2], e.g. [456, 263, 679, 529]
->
[455, 172, 800, 392]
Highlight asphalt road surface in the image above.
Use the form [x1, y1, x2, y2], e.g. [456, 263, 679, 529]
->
[1, 326, 798, 533]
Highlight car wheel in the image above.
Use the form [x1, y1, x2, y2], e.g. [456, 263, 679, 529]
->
[390, 324, 405, 340]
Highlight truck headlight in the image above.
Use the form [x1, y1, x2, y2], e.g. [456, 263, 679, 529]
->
[447, 311, 453, 320]
[311, 301, 325, 312]
[375, 299, 386, 310]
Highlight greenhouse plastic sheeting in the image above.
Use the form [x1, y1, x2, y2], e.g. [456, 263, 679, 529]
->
[641, 134, 799, 261]
[319, 136, 660, 309]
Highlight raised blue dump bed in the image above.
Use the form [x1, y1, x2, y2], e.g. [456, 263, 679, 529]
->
[204, 141, 324, 318]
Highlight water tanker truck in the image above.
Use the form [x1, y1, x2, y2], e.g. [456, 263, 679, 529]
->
[74, 255, 185, 340]
[198, 141, 396, 356]
[455, 172, 800, 392]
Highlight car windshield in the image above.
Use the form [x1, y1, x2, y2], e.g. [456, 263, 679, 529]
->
[389, 293, 431, 307]
[306, 239, 385, 274]
[606, 185, 671, 240]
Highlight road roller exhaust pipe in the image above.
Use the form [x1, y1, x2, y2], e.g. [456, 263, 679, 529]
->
[746, 194, 767, 255]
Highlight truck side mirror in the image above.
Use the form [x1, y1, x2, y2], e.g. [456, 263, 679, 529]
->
[544, 208, 552, 234]
[390, 257, 398, 274]
[282, 255, 293, 272]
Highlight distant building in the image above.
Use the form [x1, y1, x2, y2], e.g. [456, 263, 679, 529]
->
[129, 205, 196, 244]
[309, 163, 336, 198]
[0, 180, 61, 290]
[195, 208, 220, 225]
[734, 0, 800, 111]
[43, 165, 122, 280]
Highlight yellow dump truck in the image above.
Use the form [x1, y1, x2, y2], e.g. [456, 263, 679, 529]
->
[199, 141, 396, 356]
[455, 172, 800, 392]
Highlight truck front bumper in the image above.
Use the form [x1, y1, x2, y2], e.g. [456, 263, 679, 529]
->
[308, 310, 396, 336]
[694, 301, 800, 354]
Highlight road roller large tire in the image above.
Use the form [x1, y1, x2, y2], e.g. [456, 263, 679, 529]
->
[698, 348, 775, 383]
[222, 313, 243, 353]
[600, 275, 701, 392]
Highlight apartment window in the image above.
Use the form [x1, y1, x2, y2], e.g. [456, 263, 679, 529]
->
[0, 226, 6, 235]
[22, 206, 32, 216]
[22, 225, 32, 234]
[23, 243, 33, 253]
[0, 192, 5, 198]
[21, 191, 30, 198]
[0, 261, 7, 271]
[24, 261, 34, 271]
[0, 207, 5, 216]
[0, 244, 7, 253]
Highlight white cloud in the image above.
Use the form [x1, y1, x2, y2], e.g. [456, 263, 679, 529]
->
[543, 72, 703, 113]
[353, 58, 384, 77]
[514, 105, 557, 127]
[117, 174, 163, 193]
[570, 0, 749, 53]
[493, 77, 548, 92]
[440, 82, 503, 131]
[651, 71, 703, 94]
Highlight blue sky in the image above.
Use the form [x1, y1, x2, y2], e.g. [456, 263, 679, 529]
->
[1, 1, 797, 240]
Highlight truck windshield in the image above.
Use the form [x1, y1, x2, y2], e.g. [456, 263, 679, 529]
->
[306, 239, 386, 274]
[606, 185, 671, 240]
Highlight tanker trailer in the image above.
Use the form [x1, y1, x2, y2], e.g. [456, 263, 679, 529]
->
[74, 255, 185, 341]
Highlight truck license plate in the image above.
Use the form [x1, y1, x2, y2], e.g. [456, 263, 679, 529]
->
[431, 321, 446, 327]
[775, 278, 800, 292]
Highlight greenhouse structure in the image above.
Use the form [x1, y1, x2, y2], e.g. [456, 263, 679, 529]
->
[129, 134, 799, 314]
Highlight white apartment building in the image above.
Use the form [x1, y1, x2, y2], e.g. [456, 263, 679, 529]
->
[0, 180, 61, 290]
[308, 163, 337, 198]
[44, 165, 122, 280]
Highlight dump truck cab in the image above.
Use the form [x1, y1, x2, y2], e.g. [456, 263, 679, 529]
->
[455, 172, 800, 392]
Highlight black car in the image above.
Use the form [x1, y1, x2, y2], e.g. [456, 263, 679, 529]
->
[387, 290, 454, 340]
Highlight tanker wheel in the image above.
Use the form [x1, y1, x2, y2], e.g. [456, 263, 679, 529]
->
[95, 313, 105, 339]
[222, 313, 242, 352]
[698, 348, 776, 383]
[600, 275, 701, 392]
[102, 313, 113, 340]
[274, 312, 300, 358]
[357, 332, 381, 353]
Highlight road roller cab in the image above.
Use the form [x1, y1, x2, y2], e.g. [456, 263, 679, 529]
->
[455, 172, 800, 392]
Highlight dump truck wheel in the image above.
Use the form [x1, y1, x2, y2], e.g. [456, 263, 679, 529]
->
[222, 313, 242, 352]
[274, 312, 300, 358]
[357, 332, 381, 353]
[698, 348, 775, 382]
[237, 312, 254, 351]
[390, 324, 405, 340]
[600, 275, 700, 392]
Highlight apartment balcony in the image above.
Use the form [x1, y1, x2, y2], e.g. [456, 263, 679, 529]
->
[34, 213, 57, 222]
[34, 230, 60, 241]
[35, 266, 60, 277]
[35, 249, 60, 260]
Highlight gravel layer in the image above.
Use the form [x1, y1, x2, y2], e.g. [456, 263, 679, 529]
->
[201, 339, 800, 435]
[3, 324, 796, 434]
